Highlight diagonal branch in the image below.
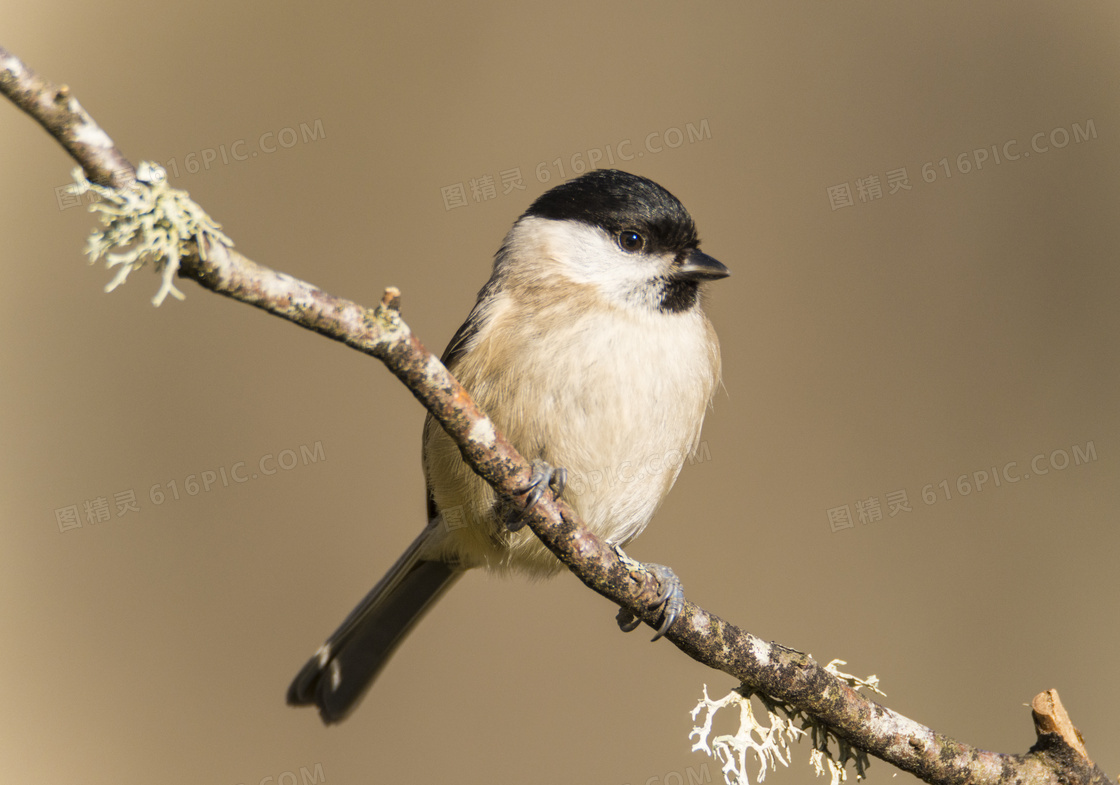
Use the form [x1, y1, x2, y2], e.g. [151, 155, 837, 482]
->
[0, 46, 135, 189]
[1, 43, 1110, 785]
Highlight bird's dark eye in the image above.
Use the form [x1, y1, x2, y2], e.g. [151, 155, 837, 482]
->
[618, 230, 645, 253]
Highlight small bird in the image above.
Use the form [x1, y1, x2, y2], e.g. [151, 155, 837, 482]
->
[288, 169, 728, 723]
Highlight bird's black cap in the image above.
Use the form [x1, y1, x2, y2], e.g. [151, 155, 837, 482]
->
[523, 169, 700, 254]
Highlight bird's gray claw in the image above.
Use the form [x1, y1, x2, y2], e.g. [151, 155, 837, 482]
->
[645, 563, 683, 641]
[522, 460, 566, 499]
[616, 607, 642, 632]
[649, 559, 680, 640]
[524, 484, 544, 509]
[549, 466, 567, 497]
[613, 547, 684, 641]
[521, 460, 566, 505]
[507, 460, 566, 531]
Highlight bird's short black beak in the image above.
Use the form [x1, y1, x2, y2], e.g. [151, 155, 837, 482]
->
[675, 249, 730, 281]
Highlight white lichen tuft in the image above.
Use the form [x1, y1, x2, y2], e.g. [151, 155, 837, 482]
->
[690, 685, 805, 785]
[822, 659, 883, 698]
[690, 662, 883, 785]
[71, 162, 233, 305]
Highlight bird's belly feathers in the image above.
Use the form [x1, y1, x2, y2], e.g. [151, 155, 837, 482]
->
[423, 303, 719, 577]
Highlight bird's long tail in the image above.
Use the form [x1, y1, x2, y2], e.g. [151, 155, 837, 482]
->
[287, 526, 461, 723]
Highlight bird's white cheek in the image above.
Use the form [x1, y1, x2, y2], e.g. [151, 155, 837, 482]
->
[529, 218, 663, 299]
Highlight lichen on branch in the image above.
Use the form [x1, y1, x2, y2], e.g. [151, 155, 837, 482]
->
[71, 161, 233, 305]
[691, 661, 882, 785]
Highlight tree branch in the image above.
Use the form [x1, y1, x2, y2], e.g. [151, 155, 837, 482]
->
[1, 43, 1110, 785]
[0, 46, 135, 189]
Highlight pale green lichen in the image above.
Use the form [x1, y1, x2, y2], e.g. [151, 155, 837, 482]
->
[690, 660, 883, 785]
[70, 162, 233, 305]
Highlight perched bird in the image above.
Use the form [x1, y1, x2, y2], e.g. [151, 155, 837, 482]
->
[288, 169, 728, 723]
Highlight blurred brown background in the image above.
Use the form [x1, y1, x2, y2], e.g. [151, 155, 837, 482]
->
[3, 3, 1118, 783]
